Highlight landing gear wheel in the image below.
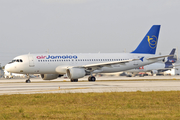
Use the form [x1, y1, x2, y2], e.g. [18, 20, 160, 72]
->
[88, 76, 96, 82]
[25, 74, 31, 83]
[71, 79, 78, 82]
[26, 79, 31, 83]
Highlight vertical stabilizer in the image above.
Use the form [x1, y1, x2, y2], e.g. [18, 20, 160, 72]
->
[165, 48, 177, 68]
[131, 25, 161, 54]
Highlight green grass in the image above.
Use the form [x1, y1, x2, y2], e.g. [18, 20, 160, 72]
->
[0, 91, 180, 119]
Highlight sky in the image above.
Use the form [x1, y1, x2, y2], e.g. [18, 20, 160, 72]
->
[0, 0, 180, 66]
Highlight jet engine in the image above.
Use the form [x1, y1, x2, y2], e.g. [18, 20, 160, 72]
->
[151, 70, 158, 75]
[41, 74, 60, 80]
[67, 68, 86, 79]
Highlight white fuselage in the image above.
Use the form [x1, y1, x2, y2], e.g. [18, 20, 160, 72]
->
[5, 53, 162, 75]
[126, 62, 166, 73]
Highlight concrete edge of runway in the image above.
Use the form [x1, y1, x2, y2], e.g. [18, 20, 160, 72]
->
[1, 76, 180, 95]
[1, 75, 180, 83]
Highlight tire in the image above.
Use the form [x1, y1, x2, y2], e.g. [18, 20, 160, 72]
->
[88, 76, 91, 81]
[71, 79, 78, 82]
[88, 76, 96, 82]
[26, 79, 31, 83]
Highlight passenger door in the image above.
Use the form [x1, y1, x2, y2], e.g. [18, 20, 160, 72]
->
[28, 55, 35, 67]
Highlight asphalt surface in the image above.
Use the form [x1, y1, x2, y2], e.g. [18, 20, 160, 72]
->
[0, 76, 180, 95]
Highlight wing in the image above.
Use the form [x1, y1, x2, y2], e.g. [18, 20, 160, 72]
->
[69, 55, 172, 72]
[74, 59, 139, 71]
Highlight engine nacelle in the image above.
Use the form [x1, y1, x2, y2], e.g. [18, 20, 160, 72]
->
[67, 68, 86, 79]
[41, 74, 59, 80]
[151, 70, 158, 75]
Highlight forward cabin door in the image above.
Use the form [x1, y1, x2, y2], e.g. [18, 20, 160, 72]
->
[28, 55, 35, 67]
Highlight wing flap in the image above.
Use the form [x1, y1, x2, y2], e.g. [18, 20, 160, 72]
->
[73, 59, 139, 71]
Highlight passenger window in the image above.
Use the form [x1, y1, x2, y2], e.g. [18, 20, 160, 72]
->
[16, 60, 19, 62]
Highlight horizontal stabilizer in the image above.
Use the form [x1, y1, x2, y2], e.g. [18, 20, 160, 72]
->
[146, 55, 173, 60]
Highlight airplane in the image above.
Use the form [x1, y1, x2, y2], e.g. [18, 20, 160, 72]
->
[3, 70, 13, 79]
[125, 48, 177, 76]
[0, 69, 3, 78]
[3, 69, 36, 79]
[0, 64, 3, 78]
[5, 25, 172, 83]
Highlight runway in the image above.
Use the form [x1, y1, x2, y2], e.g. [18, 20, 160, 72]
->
[0, 76, 180, 95]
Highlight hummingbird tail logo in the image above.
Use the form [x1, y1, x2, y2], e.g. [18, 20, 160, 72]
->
[147, 35, 157, 49]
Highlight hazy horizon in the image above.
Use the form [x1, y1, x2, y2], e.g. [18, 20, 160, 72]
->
[1, 0, 180, 66]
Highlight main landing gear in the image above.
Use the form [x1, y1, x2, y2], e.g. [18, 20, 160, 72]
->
[70, 76, 96, 82]
[71, 79, 78, 82]
[88, 76, 96, 82]
[25, 74, 31, 83]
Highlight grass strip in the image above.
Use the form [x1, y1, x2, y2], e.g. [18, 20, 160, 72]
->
[0, 91, 180, 119]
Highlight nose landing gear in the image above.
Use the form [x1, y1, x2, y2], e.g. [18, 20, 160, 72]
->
[25, 74, 31, 83]
[26, 79, 31, 83]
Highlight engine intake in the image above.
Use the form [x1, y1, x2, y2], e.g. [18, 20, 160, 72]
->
[67, 68, 85, 79]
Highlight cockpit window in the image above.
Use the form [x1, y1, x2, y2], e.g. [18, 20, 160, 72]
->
[8, 59, 23, 64]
